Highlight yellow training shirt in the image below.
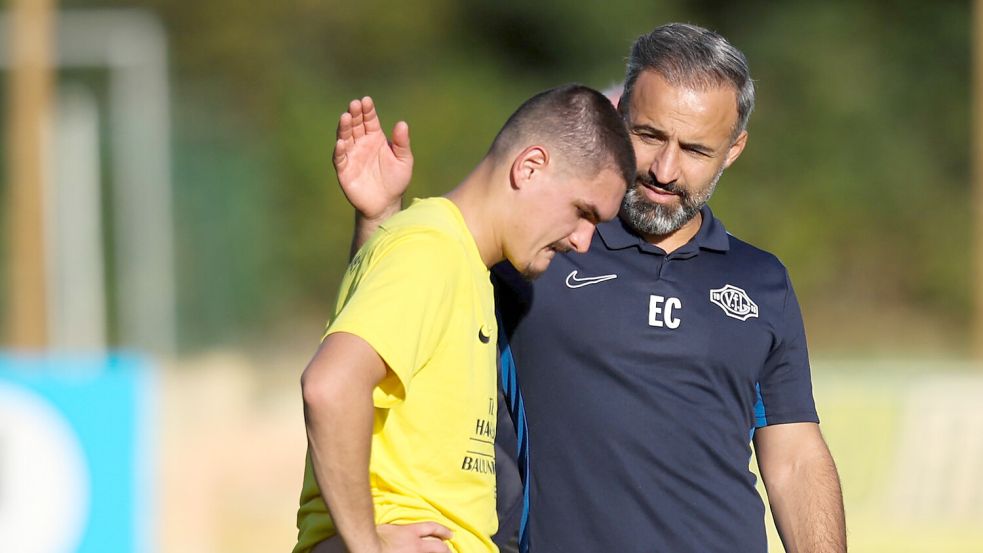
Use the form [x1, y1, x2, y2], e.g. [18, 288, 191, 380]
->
[294, 197, 499, 553]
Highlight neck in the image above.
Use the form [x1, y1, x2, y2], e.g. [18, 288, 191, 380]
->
[638, 210, 703, 254]
[444, 158, 505, 268]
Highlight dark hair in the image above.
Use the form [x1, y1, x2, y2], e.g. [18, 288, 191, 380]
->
[489, 84, 636, 188]
[622, 23, 755, 136]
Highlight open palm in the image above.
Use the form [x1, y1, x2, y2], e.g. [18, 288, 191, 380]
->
[333, 97, 413, 220]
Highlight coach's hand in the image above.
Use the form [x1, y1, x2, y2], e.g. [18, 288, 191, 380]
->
[378, 522, 453, 553]
[334, 96, 413, 223]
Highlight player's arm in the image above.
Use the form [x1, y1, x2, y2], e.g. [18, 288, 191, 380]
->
[333, 97, 413, 257]
[301, 332, 451, 553]
[753, 422, 846, 553]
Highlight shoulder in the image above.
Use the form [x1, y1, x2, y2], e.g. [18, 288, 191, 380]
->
[723, 233, 790, 281]
[380, 197, 465, 239]
[338, 210, 473, 313]
[353, 229, 467, 285]
[359, 200, 470, 266]
[714, 233, 798, 315]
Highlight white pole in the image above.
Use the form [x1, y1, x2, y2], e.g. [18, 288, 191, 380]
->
[0, 10, 176, 355]
[47, 85, 107, 351]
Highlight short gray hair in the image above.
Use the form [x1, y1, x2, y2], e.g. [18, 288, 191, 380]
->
[621, 23, 755, 137]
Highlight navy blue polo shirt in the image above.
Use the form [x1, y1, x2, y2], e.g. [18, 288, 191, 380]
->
[492, 205, 819, 553]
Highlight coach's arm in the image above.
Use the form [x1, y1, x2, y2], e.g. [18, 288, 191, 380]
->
[302, 332, 451, 553]
[753, 422, 846, 553]
[332, 96, 412, 257]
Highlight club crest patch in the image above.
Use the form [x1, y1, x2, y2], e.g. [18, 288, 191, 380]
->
[709, 284, 759, 321]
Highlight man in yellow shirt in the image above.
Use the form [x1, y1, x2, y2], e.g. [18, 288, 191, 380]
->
[296, 85, 636, 553]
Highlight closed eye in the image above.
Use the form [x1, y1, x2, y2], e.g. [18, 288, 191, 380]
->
[683, 145, 713, 158]
[576, 203, 600, 224]
[632, 129, 665, 144]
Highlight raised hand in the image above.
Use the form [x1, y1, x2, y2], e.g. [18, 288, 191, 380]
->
[333, 96, 413, 221]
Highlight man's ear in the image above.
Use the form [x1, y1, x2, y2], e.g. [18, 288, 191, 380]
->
[510, 145, 550, 190]
[723, 130, 748, 170]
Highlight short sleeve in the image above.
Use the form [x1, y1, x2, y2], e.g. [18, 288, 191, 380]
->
[755, 270, 820, 427]
[327, 230, 462, 408]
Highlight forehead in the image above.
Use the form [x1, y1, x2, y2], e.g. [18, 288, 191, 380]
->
[567, 168, 625, 220]
[628, 70, 739, 145]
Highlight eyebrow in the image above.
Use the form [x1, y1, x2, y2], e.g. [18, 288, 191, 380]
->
[631, 124, 715, 156]
[576, 201, 602, 224]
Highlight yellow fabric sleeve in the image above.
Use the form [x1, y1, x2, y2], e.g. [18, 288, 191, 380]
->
[326, 229, 462, 408]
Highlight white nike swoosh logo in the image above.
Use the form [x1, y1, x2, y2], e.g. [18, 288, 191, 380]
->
[565, 270, 618, 288]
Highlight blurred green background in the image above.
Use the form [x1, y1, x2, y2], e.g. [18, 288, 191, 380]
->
[6, 0, 965, 356]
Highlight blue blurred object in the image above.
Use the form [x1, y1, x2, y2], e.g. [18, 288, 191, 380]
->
[0, 354, 155, 553]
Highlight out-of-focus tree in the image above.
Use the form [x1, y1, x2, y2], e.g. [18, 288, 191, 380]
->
[709, 0, 970, 352]
[26, 0, 969, 354]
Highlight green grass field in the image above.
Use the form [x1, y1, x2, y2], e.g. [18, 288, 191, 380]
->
[755, 360, 983, 552]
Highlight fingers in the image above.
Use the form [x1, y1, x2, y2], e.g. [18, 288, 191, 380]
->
[336, 111, 353, 143]
[411, 521, 453, 540]
[361, 96, 382, 134]
[333, 109, 353, 170]
[377, 523, 453, 553]
[333, 137, 347, 169]
[391, 121, 413, 163]
[339, 96, 382, 142]
[419, 537, 451, 553]
[349, 98, 365, 140]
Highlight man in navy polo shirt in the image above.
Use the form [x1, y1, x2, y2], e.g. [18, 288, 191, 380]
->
[332, 23, 846, 553]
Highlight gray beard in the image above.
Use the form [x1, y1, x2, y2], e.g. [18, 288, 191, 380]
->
[620, 165, 724, 237]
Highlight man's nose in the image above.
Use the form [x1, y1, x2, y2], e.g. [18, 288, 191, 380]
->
[650, 144, 680, 184]
[568, 220, 596, 253]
